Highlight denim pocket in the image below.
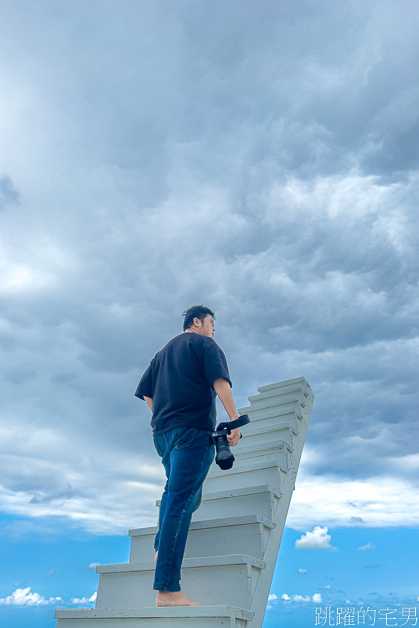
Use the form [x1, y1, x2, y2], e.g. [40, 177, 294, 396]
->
[173, 427, 197, 449]
[153, 434, 165, 458]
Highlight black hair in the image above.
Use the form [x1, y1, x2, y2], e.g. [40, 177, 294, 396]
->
[182, 305, 215, 331]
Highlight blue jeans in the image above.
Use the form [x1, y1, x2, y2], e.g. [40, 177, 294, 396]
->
[153, 426, 215, 592]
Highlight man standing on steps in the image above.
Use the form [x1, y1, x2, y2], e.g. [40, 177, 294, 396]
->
[135, 305, 241, 607]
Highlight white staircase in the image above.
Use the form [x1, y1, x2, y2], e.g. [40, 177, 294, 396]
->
[55, 377, 314, 628]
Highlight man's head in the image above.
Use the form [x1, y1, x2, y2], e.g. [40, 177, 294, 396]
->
[183, 305, 215, 338]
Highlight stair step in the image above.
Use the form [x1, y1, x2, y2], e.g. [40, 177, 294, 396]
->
[234, 440, 291, 467]
[239, 393, 306, 416]
[257, 375, 313, 394]
[239, 423, 296, 450]
[129, 514, 275, 562]
[239, 405, 301, 425]
[241, 418, 299, 439]
[55, 605, 254, 628]
[249, 387, 307, 404]
[95, 555, 265, 610]
[240, 411, 302, 436]
[190, 484, 281, 522]
[205, 458, 286, 493]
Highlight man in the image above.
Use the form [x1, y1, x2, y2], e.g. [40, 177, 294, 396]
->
[135, 305, 240, 607]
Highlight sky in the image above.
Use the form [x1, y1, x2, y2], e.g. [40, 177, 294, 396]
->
[0, 0, 418, 626]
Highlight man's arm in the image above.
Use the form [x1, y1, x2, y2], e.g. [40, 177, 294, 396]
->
[213, 378, 241, 446]
[143, 395, 153, 411]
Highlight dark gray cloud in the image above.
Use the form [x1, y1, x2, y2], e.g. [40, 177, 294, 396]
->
[0, 0, 418, 532]
[0, 176, 19, 210]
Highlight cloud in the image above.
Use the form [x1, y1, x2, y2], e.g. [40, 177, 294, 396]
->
[30, 483, 81, 505]
[286, 473, 419, 529]
[298, 568, 308, 574]
[282, 593, 322, 603]
[70, 592, 97, 605]
[0, 587, 62, 606]
[295, 526, 334, 550]
[268, 594, 278, 601]
[79, 562, 101, 572]
[0, 175, 19, 210]
[0, 0, 418, 537]
[359, 542, 376, 551]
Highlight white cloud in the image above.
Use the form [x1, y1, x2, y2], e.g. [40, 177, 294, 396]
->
[295, 526, 333, 550]
[286, 471, 419, 529]
[359, 542, 376, 551]
[70, 592, 97, 605]
[0, 587, 62, 606]
[282, 593, 323, 603]
[268, 594, 278, 601]
[298, 568, 308, 573]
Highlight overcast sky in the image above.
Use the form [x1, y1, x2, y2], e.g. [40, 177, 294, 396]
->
[1, 0, 418, 572]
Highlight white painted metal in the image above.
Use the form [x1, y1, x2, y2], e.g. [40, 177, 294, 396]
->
[55, 376, 314, 628]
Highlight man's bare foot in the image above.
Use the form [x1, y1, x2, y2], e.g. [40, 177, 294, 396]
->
[154, 551, 158, 562]
[156, 590, 202, 607]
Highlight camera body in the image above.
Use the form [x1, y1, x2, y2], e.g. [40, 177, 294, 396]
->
[211, 414, 250, 470]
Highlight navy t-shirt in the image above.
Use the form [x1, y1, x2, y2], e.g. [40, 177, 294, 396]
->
[135, 332, 232, 435]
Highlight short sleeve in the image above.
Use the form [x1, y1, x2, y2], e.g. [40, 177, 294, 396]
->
[201, 339, 232, 388]
[135, 362, 153, 400]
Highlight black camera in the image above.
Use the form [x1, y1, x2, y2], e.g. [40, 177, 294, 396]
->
[212, 414, 250, 470]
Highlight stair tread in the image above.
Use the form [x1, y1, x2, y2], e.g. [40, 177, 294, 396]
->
[256, 375, 311, 393]
[97, 554, 266, 573]
[202, 483, 282, 500]
[207, 458, 287, 478]
[239, 391, 305, 409]
[55, 605, 254, 620]
[157, 483, 282, 508]
[129, 514, 275, 537]
[235, 440, 291, 456]
[242, 422, 298, 438]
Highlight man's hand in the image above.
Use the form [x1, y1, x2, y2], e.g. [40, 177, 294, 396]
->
[227, 427, 241, 447]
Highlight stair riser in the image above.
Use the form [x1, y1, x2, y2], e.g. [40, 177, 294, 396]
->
[192, 491, 279, 522]
[205, 465, 285, 493]
[239, 417, 298, 439]
[240, 426, 295, 449]
[96, 563, 258, 610]
[234, 449, 288, 467]
[56, 618, 249, 628]
[241, 415, 300, 436]
[249, 383, 307, 398]
[239, 397, 305, 415]
[130, 522, 270, 562]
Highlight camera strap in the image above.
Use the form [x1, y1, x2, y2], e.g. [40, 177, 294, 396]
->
[215, 413, 250, 434]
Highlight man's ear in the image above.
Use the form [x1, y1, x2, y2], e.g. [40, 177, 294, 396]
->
[192, 317, 202, 327]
